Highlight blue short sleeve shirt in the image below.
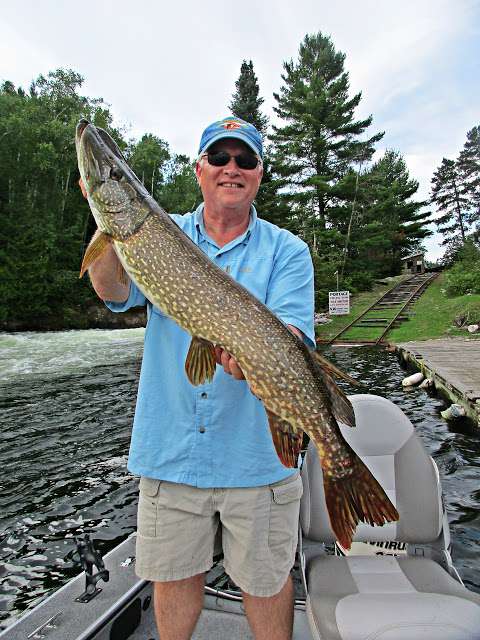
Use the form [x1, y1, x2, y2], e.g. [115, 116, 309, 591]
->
[107, 204, 315, 487]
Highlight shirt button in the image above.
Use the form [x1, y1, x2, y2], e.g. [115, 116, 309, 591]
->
[199, 426, 206, 433]
[201, 392, 208, 399]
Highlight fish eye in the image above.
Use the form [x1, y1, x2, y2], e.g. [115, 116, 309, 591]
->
[110, 166, 123, 181]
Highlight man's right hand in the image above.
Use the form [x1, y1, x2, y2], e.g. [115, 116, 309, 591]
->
[78, 178, 130, 303]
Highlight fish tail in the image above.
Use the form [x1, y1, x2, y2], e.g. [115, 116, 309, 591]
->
[323, 456, 399, 551]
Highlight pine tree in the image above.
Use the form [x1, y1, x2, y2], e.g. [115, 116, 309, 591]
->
[457, 125, 480, 221]
[430, 158, 472, 246]
[351, 150, 431, 277]
[271, 33, 383, 249]
[270, 32, 384, 300]
[228, 60, 286, 224]
[230, 60, 268, 137]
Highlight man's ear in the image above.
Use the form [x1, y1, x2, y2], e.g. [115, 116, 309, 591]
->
[195, 162, 202, 182]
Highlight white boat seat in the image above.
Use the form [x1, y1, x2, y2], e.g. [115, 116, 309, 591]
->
[307, 555, 480, 640]
[300, 394, 480, 640]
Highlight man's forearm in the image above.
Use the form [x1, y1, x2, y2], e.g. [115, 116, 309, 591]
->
[87, 230, 130, 302]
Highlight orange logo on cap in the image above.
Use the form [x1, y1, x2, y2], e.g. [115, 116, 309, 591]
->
[221, 119, 247, 130]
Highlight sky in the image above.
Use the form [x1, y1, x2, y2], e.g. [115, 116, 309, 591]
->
[1, 0, 479, 261]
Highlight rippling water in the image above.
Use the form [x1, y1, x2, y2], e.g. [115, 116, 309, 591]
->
[0, 329, 144, 630]
[0, 333, 479, 630]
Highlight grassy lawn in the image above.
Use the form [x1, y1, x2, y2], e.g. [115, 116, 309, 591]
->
[316, 273, 480, 343]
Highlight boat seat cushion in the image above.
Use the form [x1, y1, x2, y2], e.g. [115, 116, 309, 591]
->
[307, 555, 480, 640]
[300, 394, 443, 544]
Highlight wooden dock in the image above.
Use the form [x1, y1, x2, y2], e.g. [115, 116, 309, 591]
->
[396, 339, 480, 426]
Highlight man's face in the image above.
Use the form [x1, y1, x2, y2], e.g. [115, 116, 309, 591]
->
[195, 139, 263, 214]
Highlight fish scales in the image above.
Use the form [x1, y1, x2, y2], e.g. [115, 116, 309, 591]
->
[76, 120, 399, 549]
[117, 212, 331, 429]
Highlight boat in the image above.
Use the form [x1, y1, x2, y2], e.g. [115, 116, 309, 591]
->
[2, 394, 479, 639]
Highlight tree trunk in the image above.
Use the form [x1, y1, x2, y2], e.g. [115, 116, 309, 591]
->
[453, 179, 466, 242]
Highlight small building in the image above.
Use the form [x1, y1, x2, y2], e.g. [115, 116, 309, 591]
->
[401, 252, 425, 275]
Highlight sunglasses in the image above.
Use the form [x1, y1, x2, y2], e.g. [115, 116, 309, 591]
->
[202, 150, 260, 170]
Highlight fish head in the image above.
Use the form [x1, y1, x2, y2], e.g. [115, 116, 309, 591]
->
[76, 120, 150, 241]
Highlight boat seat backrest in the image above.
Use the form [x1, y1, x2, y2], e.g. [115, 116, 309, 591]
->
[300, 394, 443, 544]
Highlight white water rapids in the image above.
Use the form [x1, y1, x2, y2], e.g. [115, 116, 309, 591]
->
[0, 328, 145, 380]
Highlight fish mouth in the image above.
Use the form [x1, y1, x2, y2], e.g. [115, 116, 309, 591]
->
[76, 120, 125, 163]
[76, 120, 150, 202]
[76, 119, 90, 146]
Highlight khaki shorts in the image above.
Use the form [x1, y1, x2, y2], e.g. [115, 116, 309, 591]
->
[135, 472, 303, 597]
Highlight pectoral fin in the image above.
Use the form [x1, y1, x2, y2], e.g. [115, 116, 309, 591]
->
[79, 232, 112, 278]
[266, 410, 302, 468]
[185, 337, 217, 385]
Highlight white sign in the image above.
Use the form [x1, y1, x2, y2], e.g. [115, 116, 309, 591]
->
[329, 291, 350, 315]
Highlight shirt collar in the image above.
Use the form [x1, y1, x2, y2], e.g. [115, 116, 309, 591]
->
[194, 203, 257, 250]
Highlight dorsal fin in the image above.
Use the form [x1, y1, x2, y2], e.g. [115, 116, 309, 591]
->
[311, 350, 359, 386]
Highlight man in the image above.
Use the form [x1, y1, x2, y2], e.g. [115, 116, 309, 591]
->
[85, 117, 315, 640]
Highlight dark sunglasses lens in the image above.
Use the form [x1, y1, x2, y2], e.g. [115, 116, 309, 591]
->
[207, 151, 258, 169]
[236, 153, 258, 169]
[207, 151, 230, 166]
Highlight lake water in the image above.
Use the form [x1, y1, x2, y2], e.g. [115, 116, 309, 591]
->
[0, 330, 479, 630]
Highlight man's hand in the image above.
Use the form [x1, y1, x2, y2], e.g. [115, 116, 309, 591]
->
[215, 325, 303, 381]
[215, 347, 245, 380]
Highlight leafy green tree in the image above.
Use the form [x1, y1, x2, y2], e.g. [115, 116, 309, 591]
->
[158, 154, 201, 213]
[430, 157, 473, 246]
[444, 238, 480, 296]
[0, 69, 125, 327]
[127, 134, 170, 199]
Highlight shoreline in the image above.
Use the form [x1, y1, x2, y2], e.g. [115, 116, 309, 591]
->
[0, 305, 147, 333]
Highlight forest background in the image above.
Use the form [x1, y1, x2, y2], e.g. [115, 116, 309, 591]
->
[1, 32, 479, 330]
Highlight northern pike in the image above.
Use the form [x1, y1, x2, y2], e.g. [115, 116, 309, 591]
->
[76, 119, 399, 549]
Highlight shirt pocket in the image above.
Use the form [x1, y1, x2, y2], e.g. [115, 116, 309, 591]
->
[229, 255, 274, 303]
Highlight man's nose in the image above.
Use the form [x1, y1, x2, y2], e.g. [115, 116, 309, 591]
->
[223, 158, 240, 173]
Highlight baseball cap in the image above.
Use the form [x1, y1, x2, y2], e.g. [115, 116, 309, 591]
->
[198, 117, 263, 159]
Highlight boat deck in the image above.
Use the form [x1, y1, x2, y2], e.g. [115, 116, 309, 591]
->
[0, 535, 314, 640]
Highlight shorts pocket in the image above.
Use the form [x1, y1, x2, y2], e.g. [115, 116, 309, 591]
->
[139, 476, 162, 497]
[271, 477, 303, 504]
[138, 477, 162, 538]
[268, 475, 303, 561]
